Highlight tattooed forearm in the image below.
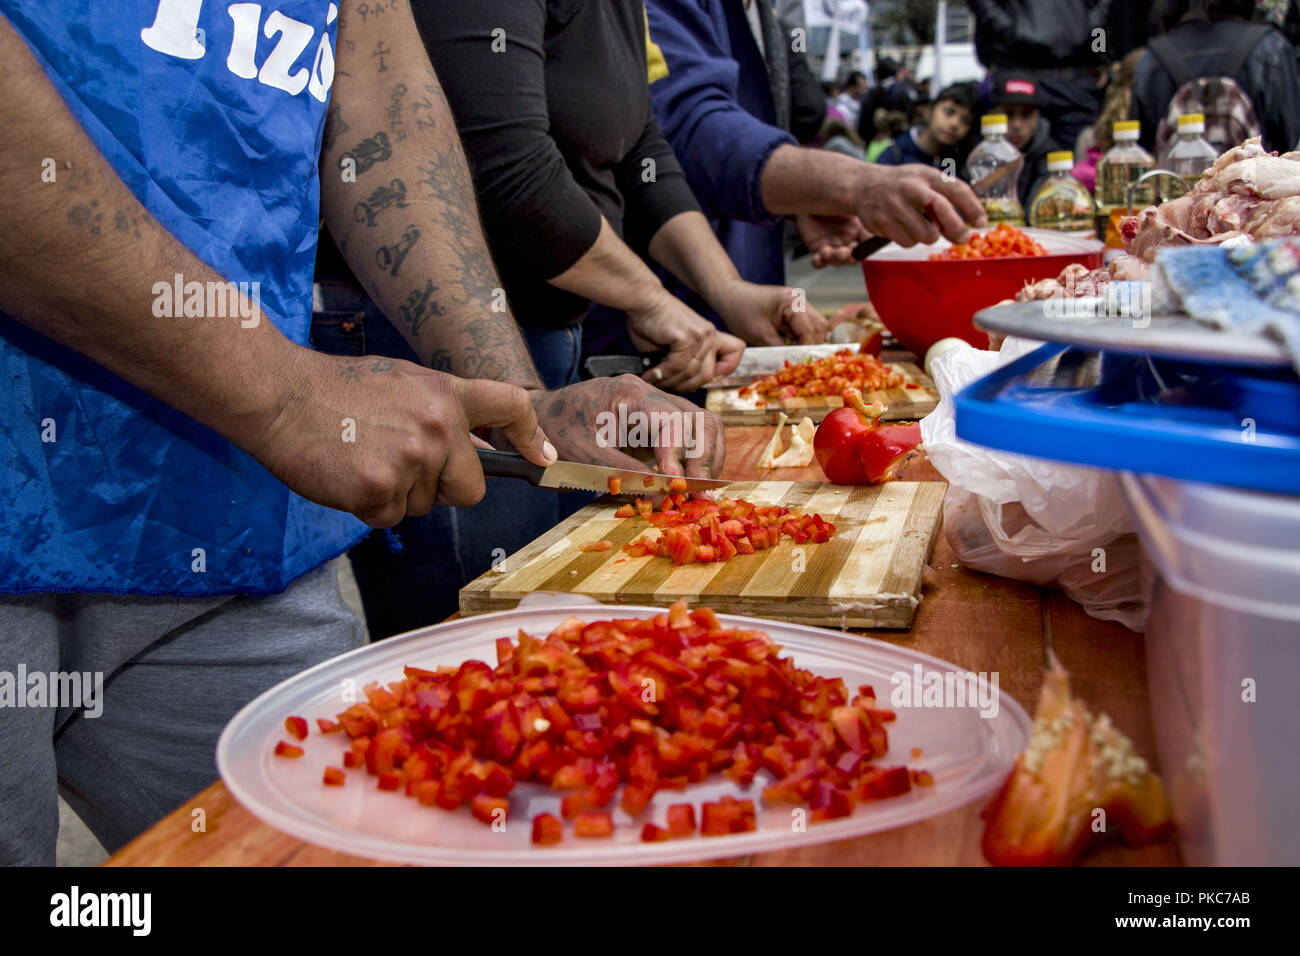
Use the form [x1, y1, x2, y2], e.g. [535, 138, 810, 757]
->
[322, 0, 543, 389]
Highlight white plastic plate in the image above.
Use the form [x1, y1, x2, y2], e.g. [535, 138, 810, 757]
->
[217, 599, 1030, 865]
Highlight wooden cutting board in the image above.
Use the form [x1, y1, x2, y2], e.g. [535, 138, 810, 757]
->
[459, 480, 945, 629]
[705, 362, 938, 426]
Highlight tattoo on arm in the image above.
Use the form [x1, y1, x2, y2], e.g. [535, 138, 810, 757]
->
[375, 223, 420, 277]
[354, 178, 408, 227]
[345, 131, 392, 175]
[385, 82, 408, 141]
[338, 356, 396, 382]
[396, 278, 445, 337]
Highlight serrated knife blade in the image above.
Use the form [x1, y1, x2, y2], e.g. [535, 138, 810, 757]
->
[476, 449, 730, 495]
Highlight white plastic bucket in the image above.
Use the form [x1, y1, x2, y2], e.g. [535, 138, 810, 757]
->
[1121, 473, 1300, 865]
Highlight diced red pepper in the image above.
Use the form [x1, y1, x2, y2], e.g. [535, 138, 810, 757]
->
[640, 823, 672, 842]
[274, 741, 303, 759]
[470, 795, 509, 826]
[666, 804, 696, 837]
[284, 716, 308, 741]
[574, 811, 614, 838]
[532, 813, 564, 846]
[323, 766, 346, 786]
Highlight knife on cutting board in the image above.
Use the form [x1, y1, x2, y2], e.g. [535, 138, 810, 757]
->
[476, 448, 730, 495]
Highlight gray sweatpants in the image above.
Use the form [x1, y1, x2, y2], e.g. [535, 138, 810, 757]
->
[0, 561, 365, 865]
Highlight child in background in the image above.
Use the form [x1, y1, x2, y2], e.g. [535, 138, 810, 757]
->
[875, 83, 978, 175]
[865, 108, 908, 162]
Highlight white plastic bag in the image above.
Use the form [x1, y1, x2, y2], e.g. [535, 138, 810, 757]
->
[920, 339, 1150, 631]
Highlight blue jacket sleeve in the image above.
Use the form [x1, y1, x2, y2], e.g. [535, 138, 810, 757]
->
[645, 0, 796, 226]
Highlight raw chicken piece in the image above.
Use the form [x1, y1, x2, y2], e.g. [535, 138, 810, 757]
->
[1108, 255, 1149, 280]
[1203, 136, 1269, 179]
[1215, 156, 1300, 200]
[1014, 278, 1062, 302]
[1247, 196, 1300, 240]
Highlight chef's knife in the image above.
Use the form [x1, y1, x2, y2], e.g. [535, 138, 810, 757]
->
[476, 448, 730, 495]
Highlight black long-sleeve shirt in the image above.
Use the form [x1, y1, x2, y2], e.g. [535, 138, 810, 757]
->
[408, 0, 700, 328]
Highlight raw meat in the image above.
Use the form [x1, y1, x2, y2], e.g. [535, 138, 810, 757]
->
[1123, 137, 1300, 263]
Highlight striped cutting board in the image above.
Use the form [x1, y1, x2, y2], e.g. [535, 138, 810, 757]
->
[459, 480, 945, 630]
[705, 362, 938, 426]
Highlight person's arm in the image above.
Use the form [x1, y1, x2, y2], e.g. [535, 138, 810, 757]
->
[321, 0, 542, 388]
[549, 217, 743, 391]
[610, 94, 823, 346]
[645, 0, 797, 225]
[397, 0, 732, 394]
[646, 211, 827, 344]
[760, 145, 985, 246]
[0, 12, 551, 526]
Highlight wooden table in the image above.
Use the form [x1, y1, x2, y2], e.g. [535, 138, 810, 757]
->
[106, 423, 1180, 867]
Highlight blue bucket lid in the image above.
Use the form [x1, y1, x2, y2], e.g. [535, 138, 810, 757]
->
[954, 344, 1300, 495]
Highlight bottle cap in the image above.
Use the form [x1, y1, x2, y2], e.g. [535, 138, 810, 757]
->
[1113, 120, 1140, 139]
[982, 114, 1008, 134]
[1178, 113, 1206, 133]
[1047, 150, 1074, 171]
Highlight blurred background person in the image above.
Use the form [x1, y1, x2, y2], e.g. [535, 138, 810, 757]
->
[1132, 0, 1300, 154]
[819, 117, 869, 160]
[865, 108, 910, 162]
[968, 0, 1114, 150]
[876, 82, 978, 176]
[988, 73, 1060, 211]
[633, 0, 986, 327]
[832, 69, 869, 129]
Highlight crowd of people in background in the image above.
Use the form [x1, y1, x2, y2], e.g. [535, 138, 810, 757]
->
[813, 0, 1300, 214]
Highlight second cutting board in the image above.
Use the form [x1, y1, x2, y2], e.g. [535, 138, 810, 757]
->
[459, 480, 945, 629]
[705, 362, 938, 426]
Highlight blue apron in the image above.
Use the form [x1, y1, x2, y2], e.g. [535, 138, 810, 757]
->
[0, 0, 366, 596]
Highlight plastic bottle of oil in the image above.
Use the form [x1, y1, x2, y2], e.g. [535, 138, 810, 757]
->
[1029, 151, 1096, 233]
[1158, 113, 1219, 201]
[967, 114, 1025, 226]
[1095, 120, 1155, 252]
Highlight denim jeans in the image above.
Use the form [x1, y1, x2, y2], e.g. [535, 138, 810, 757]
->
[311, 281, 593, 638]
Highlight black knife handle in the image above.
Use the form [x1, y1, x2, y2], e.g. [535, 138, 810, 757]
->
[476, 448, 546, 485]
[582, 351, 670, 379]
[850, 235, 891, 261]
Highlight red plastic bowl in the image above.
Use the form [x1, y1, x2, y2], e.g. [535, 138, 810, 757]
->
[861, 229, 1104, 358]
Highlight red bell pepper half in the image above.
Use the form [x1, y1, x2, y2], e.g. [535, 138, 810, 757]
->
[814, 388, 922, 485]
